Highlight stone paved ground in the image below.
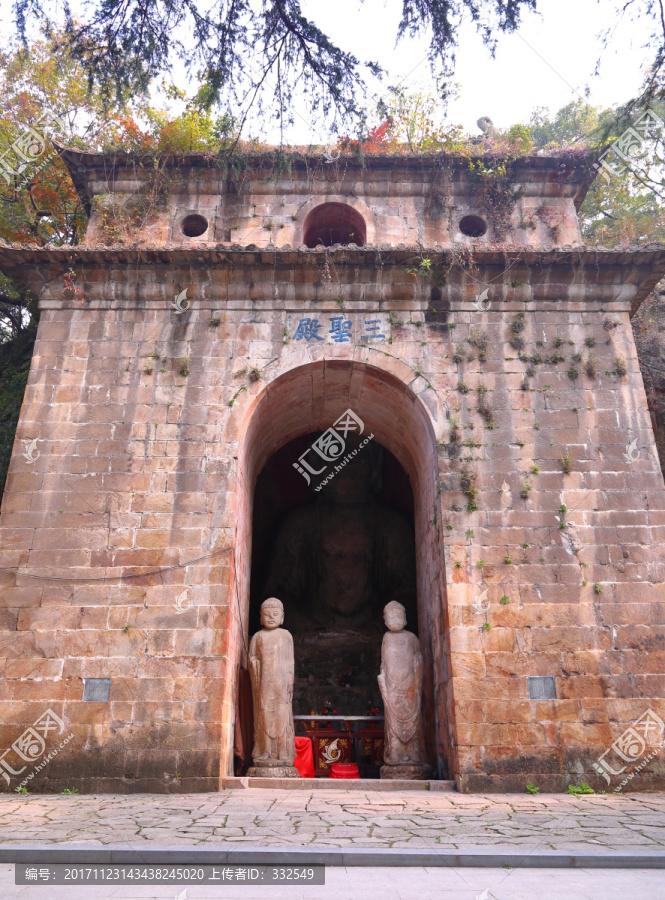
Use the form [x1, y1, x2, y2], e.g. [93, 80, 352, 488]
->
[1, 790, 665, 851]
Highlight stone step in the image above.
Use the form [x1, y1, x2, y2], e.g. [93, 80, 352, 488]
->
[221, 777, 456, 791]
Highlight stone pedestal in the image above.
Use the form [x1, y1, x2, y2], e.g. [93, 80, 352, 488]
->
[380, 763, 432, 780]
[247, 761, 299, 778]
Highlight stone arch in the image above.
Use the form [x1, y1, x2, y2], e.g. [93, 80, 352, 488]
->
[227, 358, 455, 779]
[303, 202, 367, 247]
[294, 195, 377, 246]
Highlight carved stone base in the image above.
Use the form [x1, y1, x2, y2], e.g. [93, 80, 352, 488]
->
[247, 763, 300, 778]
[380, 763, 432, 780]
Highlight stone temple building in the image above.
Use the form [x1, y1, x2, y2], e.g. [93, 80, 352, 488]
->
[0, 146, 664, 792]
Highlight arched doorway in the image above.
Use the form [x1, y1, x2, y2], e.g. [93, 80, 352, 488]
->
[230, 359, 453, 779]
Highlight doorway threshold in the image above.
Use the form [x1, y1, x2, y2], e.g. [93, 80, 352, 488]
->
[222, 777, 456, 791]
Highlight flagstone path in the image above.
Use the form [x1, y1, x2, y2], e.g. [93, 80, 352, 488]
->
[1, 789, 664, 852]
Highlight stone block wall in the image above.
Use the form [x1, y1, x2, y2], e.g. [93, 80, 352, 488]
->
[0, 243, 664, 792]
[67, 151, 591, 250]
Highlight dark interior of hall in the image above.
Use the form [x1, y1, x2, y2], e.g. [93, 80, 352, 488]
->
[249, 433, 418, 719]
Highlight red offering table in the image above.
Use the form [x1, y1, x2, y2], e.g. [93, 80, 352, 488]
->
[330, 762, 360, 779]
[294, 716, 384, 777]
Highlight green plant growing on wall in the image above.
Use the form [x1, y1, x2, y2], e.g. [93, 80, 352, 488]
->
[468, 328, 490, 363]
[228, 386, 247, 407]
[584, 354, 597, 378]
[525, 784, 540, 794]
[449, 415, 461, 445]
[509, 311, 525, 350]
[405, 258, 432, 278]
[467, 157, 520, 241]
[558, 503, 568, 529]
[608, 356, 627, 377]
[520, 480, 531, 499]
[476, 383, 495, 428]
[460, 468, 479, 512]
[559, 452, 573, 475]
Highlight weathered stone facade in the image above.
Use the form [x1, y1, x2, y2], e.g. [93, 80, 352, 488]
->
[0, 150, 664, 792]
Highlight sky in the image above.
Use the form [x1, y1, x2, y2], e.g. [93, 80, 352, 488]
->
[7, 0, 656, 141]
[291, 0, 654, 142]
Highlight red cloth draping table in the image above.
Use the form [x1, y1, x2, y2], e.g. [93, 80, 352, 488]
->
[294, 736, 315, 778]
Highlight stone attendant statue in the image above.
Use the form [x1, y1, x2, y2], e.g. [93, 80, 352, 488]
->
[378, 601, 431, 779]
[247, 597, 299, 777]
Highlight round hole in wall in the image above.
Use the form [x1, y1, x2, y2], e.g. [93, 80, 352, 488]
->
[181, 214, 209, 238]
[459, 215, 488, 238]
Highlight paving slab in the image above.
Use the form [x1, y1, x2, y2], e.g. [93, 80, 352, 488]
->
[0, 790, 664, 867]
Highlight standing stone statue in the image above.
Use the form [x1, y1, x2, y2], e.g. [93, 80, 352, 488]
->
[247, 597, 299, 778]
[378, 601, 432, 780]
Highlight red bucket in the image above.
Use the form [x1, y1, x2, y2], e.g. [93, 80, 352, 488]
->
[329, 762, 360, 779]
